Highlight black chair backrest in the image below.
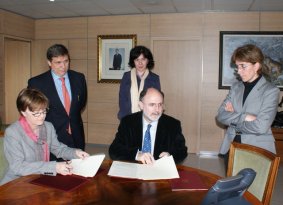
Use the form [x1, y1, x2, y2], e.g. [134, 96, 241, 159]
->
[201, 168, 256, 205]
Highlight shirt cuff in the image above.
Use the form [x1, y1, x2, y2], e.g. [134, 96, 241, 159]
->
[135, 150, 141, 161]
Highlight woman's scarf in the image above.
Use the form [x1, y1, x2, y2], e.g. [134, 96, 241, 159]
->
[19, 116, 49, 161]
[130, 68, 149, 113]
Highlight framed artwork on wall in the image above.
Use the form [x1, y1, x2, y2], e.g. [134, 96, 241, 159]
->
[219, 31, 283, 90]
[97, 34, 137, 83]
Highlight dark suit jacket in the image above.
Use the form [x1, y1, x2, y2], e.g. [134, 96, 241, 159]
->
[28, 70, 87, 151]
[109, 112, 188, 163]
[118, 71, 161, 120]
[113, 53, 122, 70]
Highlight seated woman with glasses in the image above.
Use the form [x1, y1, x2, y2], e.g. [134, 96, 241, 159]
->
[216, 44, 280, 172]
[0, 88, 89, 185]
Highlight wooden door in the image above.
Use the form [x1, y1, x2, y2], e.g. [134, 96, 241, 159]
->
[153, 39, 201, 153]
[4, 39, 31, 124]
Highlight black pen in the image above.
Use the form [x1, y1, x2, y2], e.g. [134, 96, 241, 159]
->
[65, 160, 71, 172]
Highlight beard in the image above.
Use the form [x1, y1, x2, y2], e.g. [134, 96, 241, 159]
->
[143, 111, 162, 123]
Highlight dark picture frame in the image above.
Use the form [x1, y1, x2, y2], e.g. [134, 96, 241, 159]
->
[219, 31, 283, 90]
[97, 34, 137, 83]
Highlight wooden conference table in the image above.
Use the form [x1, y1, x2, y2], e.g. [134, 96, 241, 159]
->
[0, 160, 262, 205]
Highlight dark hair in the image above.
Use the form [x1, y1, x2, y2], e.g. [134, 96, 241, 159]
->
[139, 87, 164, 101]
[128, 46, 154, 70]
[46, 44, 70, 62]
[231, 44, 264, 74]
[17, 88, 49, 115]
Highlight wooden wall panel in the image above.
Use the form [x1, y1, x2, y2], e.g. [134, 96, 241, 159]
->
[71, 59, 88, 78]
[0, 11, 3, 33]
[260, 12, 283, 30]
[35, 18, 87, 39]
[69, 39, 88, 60]
[1, 10, 34, 39]
[153, 39, 201, 153]
[0, 11, 34, 125]
[87, 39, 97, 60]
[88, 123, 118, 145]
[136, 36, 151, 48]
[203, 12, 260, 34]
[87, 59, 97, 81]
[88, 84, 119, 103]
[5, 40, 31, 123]
[88, 15, 150, 37]
[88, 102, 119, 125]
[150, 13, 203, 152]
[151, 13, 203, 37]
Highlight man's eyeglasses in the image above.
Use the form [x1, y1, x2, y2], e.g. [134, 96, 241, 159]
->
[31, 109, 49, 117]
[234, 63, 253, 71]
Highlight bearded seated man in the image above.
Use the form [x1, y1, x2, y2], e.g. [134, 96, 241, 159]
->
[109, 88, 188, 164]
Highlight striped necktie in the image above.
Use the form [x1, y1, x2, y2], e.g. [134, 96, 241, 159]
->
[142, 124, 152, 153]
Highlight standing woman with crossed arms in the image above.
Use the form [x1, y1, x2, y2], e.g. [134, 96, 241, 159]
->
[216, 44, 280, 171]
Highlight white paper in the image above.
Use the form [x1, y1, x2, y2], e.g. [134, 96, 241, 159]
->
[107, 155, 179, 180]
[107, 161, 138, 179]
[71, 154, 105, 177]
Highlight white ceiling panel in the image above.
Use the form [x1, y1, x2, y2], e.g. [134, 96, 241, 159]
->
[131, 0, 176, 13]
[95, 0, 141, 15]
[251, 0, 283, 11]
[57, 1, 109, 16]
[30, 3, 79, 18]
[213, 0, 255, 11]
[95, 0, 137, 10]
[1, 4, 53, 18]
[0, 0, 282, 19]
[173, 0, 212, 12]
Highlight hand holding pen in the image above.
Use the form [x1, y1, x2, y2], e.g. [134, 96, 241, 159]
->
[56, 161, 73, 175]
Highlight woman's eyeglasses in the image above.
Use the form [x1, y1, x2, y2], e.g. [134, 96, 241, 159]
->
[31, 108, 49, 117]
[234, 63, 254, 71]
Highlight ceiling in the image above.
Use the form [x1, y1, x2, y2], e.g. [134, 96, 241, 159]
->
[1, 0, 283, 20]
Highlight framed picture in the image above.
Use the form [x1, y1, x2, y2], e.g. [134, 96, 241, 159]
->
[97, 34, 137, 83]
[219, 31, 283, 90]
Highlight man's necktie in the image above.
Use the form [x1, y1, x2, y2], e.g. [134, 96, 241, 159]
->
[60, 77, 71, 134]
[142, 124, 152, 153]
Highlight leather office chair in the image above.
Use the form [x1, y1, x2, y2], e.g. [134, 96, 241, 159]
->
[201, 168, 256, 205]
[227, 142, 280, 205]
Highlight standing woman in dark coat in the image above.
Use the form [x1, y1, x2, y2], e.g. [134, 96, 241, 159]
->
[118, 45, 161, 120]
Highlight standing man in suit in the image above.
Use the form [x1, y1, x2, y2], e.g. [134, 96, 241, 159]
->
[216, 44, 280, 171]
[112, 48, 122, 70]
[109, 87, 188, 164]
[28, 44, 87, 161]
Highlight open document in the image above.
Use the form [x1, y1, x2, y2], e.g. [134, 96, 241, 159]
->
[107, 155, 179, 180]
[71, 154, 105, 177]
